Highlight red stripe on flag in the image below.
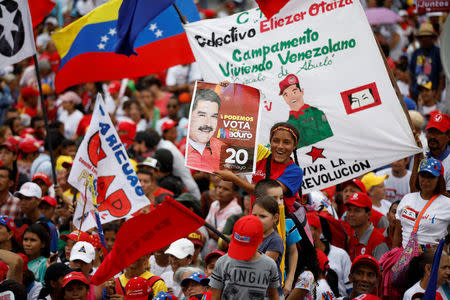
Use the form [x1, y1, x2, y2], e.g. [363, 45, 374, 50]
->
[90, 197, 205, 285]
[256, 0, 291, 19]
[55, 33, 195, 93]
[28, 0, 55, 28]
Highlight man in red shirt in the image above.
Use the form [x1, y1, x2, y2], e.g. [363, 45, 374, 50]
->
[346, 193, 389, 261]
[186, 89, 225, 173]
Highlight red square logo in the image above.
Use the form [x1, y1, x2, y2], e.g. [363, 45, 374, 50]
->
[340, 83, 381, 114]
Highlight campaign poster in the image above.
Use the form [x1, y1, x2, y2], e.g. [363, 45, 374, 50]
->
[184, 0, 422, 192]
[185, 81, 261, 174]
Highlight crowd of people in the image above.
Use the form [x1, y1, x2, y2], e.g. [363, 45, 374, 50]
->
[0, 0, 449, 299]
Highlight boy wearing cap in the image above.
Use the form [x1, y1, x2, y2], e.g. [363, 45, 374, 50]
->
[0, 138, 28, 192]
[180, 272, 209, 299]
[346, 193, 389, 261]
[361, 172, 391, 215]
[209, 215, 280, 300]
[62, 271, 90, 300]
[348, 255, 381, 298]
[278, 74, 333, 148]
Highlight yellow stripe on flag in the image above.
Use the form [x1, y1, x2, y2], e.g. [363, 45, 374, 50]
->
[52, 0, 122, 59]
[277, 204, 286, 285]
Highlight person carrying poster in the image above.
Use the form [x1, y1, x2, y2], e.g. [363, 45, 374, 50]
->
[185, 82, 260, 174]
[279, 74, 334, 148]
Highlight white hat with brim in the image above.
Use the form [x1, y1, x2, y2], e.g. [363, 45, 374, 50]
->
[164, 238, 194, 259]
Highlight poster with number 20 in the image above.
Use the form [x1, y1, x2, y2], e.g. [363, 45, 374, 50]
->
[185, 81, 261, 174]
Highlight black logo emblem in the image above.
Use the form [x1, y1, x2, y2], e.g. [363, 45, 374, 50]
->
[0, 0, 26, 57]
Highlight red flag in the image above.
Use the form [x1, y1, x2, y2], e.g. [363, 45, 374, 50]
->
[255, 0, 290, 19]
[90, 197, 205, 285]
[28, 0, 55, 28]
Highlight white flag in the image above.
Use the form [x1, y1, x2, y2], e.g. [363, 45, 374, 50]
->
[184, 1, 421, 192]
[0, 0, 36, 69]
[69, 94, 150, 231]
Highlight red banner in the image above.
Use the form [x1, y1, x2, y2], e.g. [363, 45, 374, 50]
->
[416, 0, 450, 13]
[90, 197, 205, 285]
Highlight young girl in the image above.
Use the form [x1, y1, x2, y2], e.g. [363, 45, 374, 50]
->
[288, 249, 339, 300]
[23, 223, 50, 282]
[252, 195, 284, 297]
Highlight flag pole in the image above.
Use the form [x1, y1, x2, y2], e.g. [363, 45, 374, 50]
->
[32, 55, 58, 186]
[172, 3, 187, 25]
[204, 222, 230, 243]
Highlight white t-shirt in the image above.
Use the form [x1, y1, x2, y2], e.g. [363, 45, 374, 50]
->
[441, 154, 450, 191]
[372, 199, 391, 216]
[396, 193, 450, 248]
[376, 168, 411, 202]
[149, 255, 171, 277]
[403, 281, 447, 300]
[58, 109, 83, 139]
[328, 245, 351, 297]
[160, 270, 182, 298]
[294, 271, 335, 300]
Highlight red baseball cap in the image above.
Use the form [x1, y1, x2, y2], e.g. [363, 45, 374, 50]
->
[345, 192, 372, 209]
[108, 80, 121, 95]
[279, 74, 299, 95]
[228, 215, 263, 261]
[21, 86, 39, 99]
[205, 250, 225, 265]
[161, 119, 177, 132]
[316, 249, 329, 272]
[0, 137, 18, 153]
[125, 277, 152, 300]
[426, 112, 450, 133]
[187, 230, 205, 248]
[32, 172, 52, 186]
[41, 196, 57, 207]
[62, 271, 89, 288]
[60, 230, 92, 243]
[19, 137, 43, 153]
[351, 255, 380, 277]
[306, 212, 321, 230]
[342, 179, 367, 194]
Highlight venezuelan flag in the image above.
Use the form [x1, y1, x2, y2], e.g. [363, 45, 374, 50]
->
[52, 0, 200, 93]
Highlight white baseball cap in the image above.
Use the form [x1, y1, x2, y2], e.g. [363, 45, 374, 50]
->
[14, 182, 42, 198]
[70, 241, 95, 263]
[165, 238, 194, 259]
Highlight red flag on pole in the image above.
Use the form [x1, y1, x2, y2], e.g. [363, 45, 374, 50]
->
[28, 0, 55, 28]
[90, 197, 205, 285]
[255, 0, 291, 19]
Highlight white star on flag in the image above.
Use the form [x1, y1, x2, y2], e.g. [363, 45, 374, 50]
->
[98, 43, 105, 50]
[155, 30, 163, 38]
[0, 6, 19, 50]
[108, 28, 117, 36]
[149, 23, 157, 31]
[101, 35, 109, 43]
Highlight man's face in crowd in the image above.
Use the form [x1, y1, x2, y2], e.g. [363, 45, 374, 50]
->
[346, 205, 370, 228]
[137, 173, 153, 197]
[38, 202, 55, 219]
[33, 120, 46, 139]
[266, 186, 284, 206]
[19, 196, 40, 216]
[349, 265, 379, 295]
[133, 140, 148, 156]
[138, 90, 154, 107]
[64, 281, 89, 300]
[438, 254, 450, 286]
[167, 98, 180, 119]
[426, 128, 450, 156]
[368, 182, 385, 202]
[419, 88, 435, 105]
[215, 180, 236, 207]
[0, 147, 15, 167]
[390, 158, 408, 173]
[126, 255, 148, 277]
[168, 254, 192, 273]
[282, 84, 304, 111]
[184, 280, 207, 299]
[69, 259, 92, 279]
[205, 256, 220, 277]
[104, 230, 116, 252]
[189, 99, 219, 144]
[343, 184, 362, 203]
[418, 36, 435, 49]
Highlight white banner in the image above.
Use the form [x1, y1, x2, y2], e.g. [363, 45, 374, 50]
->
[0, 0, 36, 69]
[184, 0, 422, 192]
[69, 94, 149, 230]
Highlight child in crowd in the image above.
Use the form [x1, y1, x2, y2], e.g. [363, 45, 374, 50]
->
[23, 223, 50, 282]
[209, 215, 280, 299]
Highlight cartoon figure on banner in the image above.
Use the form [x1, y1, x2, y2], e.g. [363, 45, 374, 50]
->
[279, 74, 334, 148]
[186, 88, 226, 172]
